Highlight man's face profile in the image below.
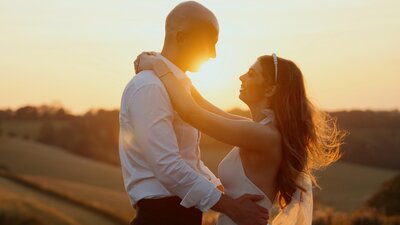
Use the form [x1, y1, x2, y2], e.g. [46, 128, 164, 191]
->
[178, 24, 219, 72]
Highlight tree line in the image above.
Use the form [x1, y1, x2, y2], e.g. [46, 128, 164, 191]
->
[1, 105, 399, 169]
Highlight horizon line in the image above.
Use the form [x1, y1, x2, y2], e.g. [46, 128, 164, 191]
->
[1, 103, 399, 116]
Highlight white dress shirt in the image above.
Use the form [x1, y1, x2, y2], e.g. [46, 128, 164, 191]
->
[119, 54, 222, 212]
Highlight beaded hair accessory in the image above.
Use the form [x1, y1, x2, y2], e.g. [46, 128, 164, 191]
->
[272, 53, 278, 83]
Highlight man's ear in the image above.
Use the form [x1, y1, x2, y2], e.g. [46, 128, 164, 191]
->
[265, 85, 277, 98]
[176, 31, 185, 44]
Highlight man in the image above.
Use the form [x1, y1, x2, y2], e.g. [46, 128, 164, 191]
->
[119, 2, 269, 225]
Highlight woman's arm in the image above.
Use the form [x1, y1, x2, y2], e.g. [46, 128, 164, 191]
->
[135, 52, 248, 121]
[148, 58, 280, 154]
[190, 85, 251, 121]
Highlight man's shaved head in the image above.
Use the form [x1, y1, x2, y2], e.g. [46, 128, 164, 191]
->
[165, 1, 219, 37]
[162, 1, 219, 72]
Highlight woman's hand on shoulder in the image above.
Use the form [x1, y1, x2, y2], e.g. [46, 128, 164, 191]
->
[133, 51, 159, 74]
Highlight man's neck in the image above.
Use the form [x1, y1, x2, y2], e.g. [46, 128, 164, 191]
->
[161, 47, 187, 72]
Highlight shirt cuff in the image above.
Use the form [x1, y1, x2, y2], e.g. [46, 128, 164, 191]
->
[211, 178, 222, 187]
[180, 179, 222, 212]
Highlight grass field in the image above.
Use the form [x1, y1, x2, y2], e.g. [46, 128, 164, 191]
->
[0, 135, 124, 191]
[0, 176, 120, 225]
[0, 135, 134, 224]
[0, 135, 398, 224]
[314, 161, 398, 211]
[1, 172, 133, 222]
[0, 186, 79, 225]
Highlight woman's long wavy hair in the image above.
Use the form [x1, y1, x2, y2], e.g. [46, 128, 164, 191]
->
[258, 55, 345, 209]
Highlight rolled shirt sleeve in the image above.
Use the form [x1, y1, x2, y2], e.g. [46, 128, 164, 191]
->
[128, 82, 221, 211]
[199, 159, 222, 187]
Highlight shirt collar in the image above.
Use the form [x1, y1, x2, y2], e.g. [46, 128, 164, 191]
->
[156, 53, 189, 81]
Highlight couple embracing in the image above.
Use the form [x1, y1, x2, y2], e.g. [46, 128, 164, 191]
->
[119, 1, 343, 225]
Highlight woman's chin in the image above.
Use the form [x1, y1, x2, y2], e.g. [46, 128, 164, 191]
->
[239, 93, 258, 107]
[239, 93, 247, 104]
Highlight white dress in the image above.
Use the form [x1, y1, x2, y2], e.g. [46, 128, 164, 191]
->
[217, 116, 274, 225]
[216, 113, 314, 225]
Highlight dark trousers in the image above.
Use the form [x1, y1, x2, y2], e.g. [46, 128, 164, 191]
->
[130, 196, 203, 225]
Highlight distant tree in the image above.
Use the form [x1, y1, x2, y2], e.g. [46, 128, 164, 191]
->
[367, 174, 400, 216]
[37, 104, 72, 119]
[0, 109, 13, 120]
[35, 109, 120, 165]
[350, 209, 382, 225]
[37, 122, 57, 144]
[6, 106, 400, 170]
[15, 106, 39, 120]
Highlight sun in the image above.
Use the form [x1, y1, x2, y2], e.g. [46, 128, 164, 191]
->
[188, 57, 236, 92]
[187, 53, 247, 110]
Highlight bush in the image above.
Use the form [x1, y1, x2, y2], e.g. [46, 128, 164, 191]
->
[350, 209, 383, 225]
[368, 174, 400, 216]
[310, 208, 400, 225]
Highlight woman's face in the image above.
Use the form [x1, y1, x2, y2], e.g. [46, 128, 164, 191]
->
[239, 60, 269, 105]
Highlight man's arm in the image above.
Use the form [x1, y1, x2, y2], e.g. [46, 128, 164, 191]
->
[128, 82, 221, 211]
[197, 159, 224, 191]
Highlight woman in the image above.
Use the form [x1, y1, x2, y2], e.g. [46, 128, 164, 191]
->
[134, 52, 344, 225]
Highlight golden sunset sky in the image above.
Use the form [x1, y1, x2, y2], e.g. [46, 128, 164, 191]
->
[1, 0, 399, 114]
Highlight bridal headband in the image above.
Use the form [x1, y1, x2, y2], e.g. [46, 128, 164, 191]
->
[272, 53, 278, 83]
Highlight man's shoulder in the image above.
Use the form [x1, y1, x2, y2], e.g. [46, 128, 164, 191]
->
[122, 71, 166, 98]
[127, 70, 165, 90]
[133, 70, 163, 86]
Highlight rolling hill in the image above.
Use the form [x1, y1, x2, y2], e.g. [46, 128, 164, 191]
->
[0, 135, 124, 191]
[0, 177, 119, 225]
[0, 134, 398, 224]
[0, 135, 133, 224]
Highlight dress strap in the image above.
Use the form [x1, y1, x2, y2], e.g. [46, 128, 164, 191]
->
[260, 109, 275, 125]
